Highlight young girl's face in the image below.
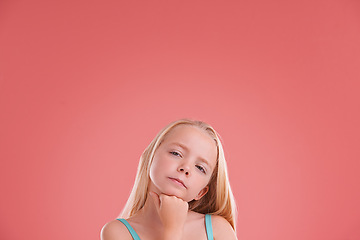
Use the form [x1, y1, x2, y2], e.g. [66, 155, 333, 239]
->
[149, 124, 217, 202]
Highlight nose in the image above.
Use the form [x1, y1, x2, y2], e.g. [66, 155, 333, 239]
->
[178, 165, 190, 176]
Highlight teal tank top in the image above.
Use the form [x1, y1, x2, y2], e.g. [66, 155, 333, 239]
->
[116, 214, 214, 240]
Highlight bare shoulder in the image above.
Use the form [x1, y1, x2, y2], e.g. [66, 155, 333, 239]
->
[211, 215, 238, 240]
[100, 220, 132, 240]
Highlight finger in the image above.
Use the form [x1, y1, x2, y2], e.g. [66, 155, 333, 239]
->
[159, 194, 168, 207]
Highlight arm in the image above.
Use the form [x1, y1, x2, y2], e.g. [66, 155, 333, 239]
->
[212, 215, 238, 240]
[100, 220, 133, 240]
[149, 192, 189, 240]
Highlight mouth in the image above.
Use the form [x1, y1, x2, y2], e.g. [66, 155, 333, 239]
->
[168, 177, 187, 189]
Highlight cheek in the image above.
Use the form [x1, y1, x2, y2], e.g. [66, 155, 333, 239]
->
[196, 176, 211, 190]
[191, 176, 209, 190]
[150, 156, 171, 175]
[149, 159, 160, 176]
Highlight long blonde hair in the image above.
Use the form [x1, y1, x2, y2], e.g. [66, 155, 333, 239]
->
[119, 119, 237, 231]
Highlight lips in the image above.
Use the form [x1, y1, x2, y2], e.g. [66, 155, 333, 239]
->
[169, 177, 187, 188]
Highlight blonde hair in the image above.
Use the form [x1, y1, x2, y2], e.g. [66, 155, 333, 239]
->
[119, 119, 237, 231]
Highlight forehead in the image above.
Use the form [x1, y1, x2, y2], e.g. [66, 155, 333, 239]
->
[162, 125, 218, 166]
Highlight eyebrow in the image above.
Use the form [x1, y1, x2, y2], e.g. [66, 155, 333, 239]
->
[169, 142, 212, 169]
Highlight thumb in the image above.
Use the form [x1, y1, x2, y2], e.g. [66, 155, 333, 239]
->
[149, 191, 161, 211]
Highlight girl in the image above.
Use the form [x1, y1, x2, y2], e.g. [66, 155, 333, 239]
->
[101, 119, 237, 240]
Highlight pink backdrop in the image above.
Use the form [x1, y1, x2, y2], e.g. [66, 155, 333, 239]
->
[1, 0, 359, 239]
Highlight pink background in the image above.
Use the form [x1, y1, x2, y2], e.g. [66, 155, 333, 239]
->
[1, 0, 359, 239]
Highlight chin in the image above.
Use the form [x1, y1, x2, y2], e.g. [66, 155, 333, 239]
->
[161, 187, 184, 199]
[163, 191, 194, 202]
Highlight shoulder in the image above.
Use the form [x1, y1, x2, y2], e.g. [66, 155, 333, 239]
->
[100, 219, 133, 240]
[210, 215, 237, 240]
[188, 210, 206, 220]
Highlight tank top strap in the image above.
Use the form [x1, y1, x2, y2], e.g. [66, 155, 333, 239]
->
[205, 214, 214, 240]
[116, 218, 141, 240]
[117, 215, 213, 240]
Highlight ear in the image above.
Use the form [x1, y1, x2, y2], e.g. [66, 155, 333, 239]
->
[194, 186, 209, 200]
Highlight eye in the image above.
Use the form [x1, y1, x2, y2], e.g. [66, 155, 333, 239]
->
[196, 165, 206, 174]
[170, 151, 181, 157]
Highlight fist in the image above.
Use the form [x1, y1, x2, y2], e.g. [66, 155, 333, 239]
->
[149, 192, 189, 230]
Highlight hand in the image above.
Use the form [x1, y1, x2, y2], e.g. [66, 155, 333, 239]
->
[149, 191, 189, 231]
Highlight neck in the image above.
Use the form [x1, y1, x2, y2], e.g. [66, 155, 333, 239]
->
[131, 185, 163, 227]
